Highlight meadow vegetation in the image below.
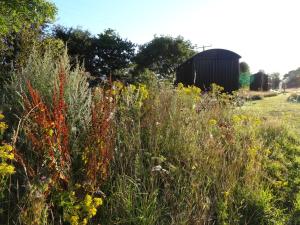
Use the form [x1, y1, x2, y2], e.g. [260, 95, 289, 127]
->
[0, 50, 300, 225]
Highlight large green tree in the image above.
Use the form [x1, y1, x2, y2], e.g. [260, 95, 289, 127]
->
[52, 26, 94, 72]
[93, 29, 136, 77]
[0, 0, 57, 64]
[0, 0, 57, 89]
[53, 27, 136, 78]
[284, 68, 300, 88]
[270, 72, 281, 89]
[239, 61, 250, 73]
[134, 36, 195, 79]
[0, 0, 56, 36]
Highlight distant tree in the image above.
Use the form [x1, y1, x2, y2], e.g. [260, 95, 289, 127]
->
[239, 61, 250, 73]
[239, 62, 251, 88]
[53, 27, 136, 78]
[270, 72, 281, 89]
[284, 68, 300, 88]
[92, 29, 136, 78]
[52, 26, 94, 72]
[135, 36, 196, 79]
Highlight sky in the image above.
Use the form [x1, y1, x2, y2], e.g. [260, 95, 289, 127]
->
[52, 0, 300, 75]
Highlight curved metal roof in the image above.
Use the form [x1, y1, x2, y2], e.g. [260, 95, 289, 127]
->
[194, 48, 241, 60]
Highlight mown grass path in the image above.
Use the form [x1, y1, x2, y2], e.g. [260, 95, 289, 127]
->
[242, 92, 300, 134]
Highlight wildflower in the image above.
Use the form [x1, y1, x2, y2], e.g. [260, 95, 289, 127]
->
[0, 149, 14, 160]
[208, 119, 217, 126]
[82, 218, 88, 225]
[69, 215, 79, 225]
[84, 194, 92, 207]
[0, 114, 4, 120]
[48, 129, 54, 137]
[93, 197, 103, 207]
[89, 207, 97, 217]
[0, 163, 15, 175]
[129, 84, 136, 92]
[223, 191, 230, 198]
[232, 115, 241, 124]
[0, 122, 8, 131]
[177, 83, 184, 89]
[139, 84, 149, 100]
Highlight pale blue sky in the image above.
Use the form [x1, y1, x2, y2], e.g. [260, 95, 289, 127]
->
[52, 0, 300, 75]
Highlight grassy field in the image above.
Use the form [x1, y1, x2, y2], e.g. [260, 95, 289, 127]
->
[242, 90, 300, 134]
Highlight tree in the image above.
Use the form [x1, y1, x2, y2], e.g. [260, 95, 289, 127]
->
[134, 36, 195, 79]
[239, 62, 251, 88]
[270, 73, 281, 89]
[52, 26, 94, 72]
[0, 0, 56, 37]
[239, 61, 250, 73]
[53, 27, 136, 78]
[92, 29, 136, 77]
[284, 68, 300, 88]
[0, 0, 57, 89]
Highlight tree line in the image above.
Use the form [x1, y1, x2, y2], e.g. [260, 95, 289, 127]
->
[2, 0, 297, 89]
[0, 0, 196, 85]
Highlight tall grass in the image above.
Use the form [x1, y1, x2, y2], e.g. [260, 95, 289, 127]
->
[1, 50, 300, 224]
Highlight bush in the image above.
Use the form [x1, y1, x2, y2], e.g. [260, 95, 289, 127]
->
[288, 93, 300, 103]
[250, 94, 264, 101]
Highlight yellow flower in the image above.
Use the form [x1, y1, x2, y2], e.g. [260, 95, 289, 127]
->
[177, 83, 184, 89]
[69, 215, 79, 225]
[0, 163, 15, 175]
[0, 149, 14, 160]
[84, 194, 92, 207]
[48, 129, 54, 137]
[223, 191, 230, 198]
[4, 144, 13, 152]
[93, 197, 103, 207]
[89, 207, 97, 217]
[129, 84, 136, 92]
[138, 84, 149, 100]
[82, 218, 88, 225]
[0, 122, 8, 131]
[208, 119, 217, 126]
[0, 114, 4, 120]
[232, 115, 241, 124]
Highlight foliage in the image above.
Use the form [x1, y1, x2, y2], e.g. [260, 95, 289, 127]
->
[239, 72, 251, 88]
[239, 61, 250, 73]
[270, 73, 281, 90]
[53, 27, 136, 78]
[0, 0, 59, 93]
[135, 35, 195, 79]
[0, 0, 57, 65]
[1, 49, 300, 224]
[0, 0, 56, 37]
[284, 67, 300, 88]
[288, 93, 300, 103]
[93, 29, 136, 78]
[22, 67, 71, 184]
[0, 114, 15, 197]
[52, 25, 95, 72]
[55, 191, 103, 225]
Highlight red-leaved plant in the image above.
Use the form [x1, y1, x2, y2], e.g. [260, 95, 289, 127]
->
[83, 86, 115, 189]
[23, 65, 70, 188]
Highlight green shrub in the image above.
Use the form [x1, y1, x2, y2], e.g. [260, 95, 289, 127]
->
[287, 93, 300, 103]
[251, 94, 264, 101]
